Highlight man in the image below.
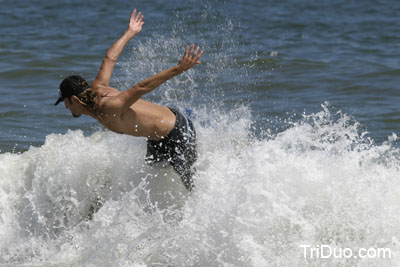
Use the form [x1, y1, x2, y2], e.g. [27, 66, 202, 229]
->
[54, 9, 203, 191]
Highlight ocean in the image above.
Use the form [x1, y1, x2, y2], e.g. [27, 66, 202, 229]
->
[1, 0, 400, 266]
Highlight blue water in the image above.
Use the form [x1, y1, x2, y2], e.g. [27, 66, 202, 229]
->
[1, 0, 400, 266]
[2, 0, 400, 152]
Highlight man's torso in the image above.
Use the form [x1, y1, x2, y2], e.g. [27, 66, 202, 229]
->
[93, 86, 176, 140]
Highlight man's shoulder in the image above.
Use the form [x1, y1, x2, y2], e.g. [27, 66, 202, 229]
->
[91, 83, 118, 93]
[91, 84, 121, 101]
[95, 89, 125, 118]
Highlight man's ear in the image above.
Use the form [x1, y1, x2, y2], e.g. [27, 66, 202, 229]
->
[71, 95, 87, 106]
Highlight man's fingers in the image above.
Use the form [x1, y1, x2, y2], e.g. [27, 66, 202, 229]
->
[136, 12, 142, 22]
[131, 9, 143, 22]
[196, 50, 204, 61]
[184, 45, 189, 57]
[183, 44, 204, 65]
[131, 9, 137, 19]
[189, 44, 195, 56]
[194, 46, 200, 56]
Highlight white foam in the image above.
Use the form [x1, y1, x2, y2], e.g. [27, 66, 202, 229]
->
[1, 105, 400, 266]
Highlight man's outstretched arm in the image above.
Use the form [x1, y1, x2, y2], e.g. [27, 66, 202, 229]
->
[103, 45, 204, 115]
[92, 9, 144, 87]
[135, 45, 204, 95]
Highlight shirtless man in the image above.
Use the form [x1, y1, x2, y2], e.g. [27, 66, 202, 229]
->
[54, 9, 203, 191]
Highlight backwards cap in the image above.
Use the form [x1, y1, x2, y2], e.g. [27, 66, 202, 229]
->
[54, 75, 90, 105]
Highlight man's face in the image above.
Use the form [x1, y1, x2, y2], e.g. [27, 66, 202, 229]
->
[64, 98, 81, 118]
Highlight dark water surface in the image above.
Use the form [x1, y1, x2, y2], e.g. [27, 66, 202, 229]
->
[1, 0, 400, 151]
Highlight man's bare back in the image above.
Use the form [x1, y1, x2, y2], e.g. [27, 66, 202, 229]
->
[54, 9, 203, 190]
[95, 85, 176, 140]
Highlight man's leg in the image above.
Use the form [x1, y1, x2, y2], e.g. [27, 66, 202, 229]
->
[169, 127, 197, 191]
[170, 154, 196, 191]
[145, 139, 169, 165]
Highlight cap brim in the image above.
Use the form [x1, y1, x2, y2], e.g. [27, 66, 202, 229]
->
[54, 97, 63, 106]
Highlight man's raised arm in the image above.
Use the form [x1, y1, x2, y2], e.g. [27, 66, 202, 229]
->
[92, 9, 144, 88]
[103, 45, 204, 115]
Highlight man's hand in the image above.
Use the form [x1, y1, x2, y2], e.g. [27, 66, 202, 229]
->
[93, 9, 144, 87]
[178, 44, 204, 72]
[128, 9, 144, 37]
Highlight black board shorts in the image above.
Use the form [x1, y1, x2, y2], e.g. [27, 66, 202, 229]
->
[145, 107, 197, 191]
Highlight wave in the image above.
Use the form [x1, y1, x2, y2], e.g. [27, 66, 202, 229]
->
[1, 104, 400, 266]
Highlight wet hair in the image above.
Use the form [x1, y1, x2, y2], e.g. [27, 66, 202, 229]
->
[76, 88, 101, 114]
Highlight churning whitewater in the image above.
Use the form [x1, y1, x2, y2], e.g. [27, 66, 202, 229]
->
[1, 104, 400, 266]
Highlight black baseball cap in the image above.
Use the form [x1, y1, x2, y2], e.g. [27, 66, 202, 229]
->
[55, 75, 90, 105]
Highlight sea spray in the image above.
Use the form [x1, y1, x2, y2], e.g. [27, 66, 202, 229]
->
[0, 129, 187, 264]
[1, 105, 400, 266]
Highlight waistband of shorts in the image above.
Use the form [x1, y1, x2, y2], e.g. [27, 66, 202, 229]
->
[147, 107, 193, 144]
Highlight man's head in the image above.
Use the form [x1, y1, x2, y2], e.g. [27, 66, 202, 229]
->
[55, 75, 90, 106]
[55, 75, 92, 117]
